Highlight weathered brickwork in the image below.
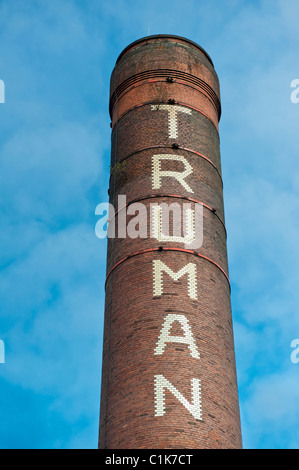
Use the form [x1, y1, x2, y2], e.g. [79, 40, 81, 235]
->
[111, 105, 222, 175]
[99, 35, 242, 449]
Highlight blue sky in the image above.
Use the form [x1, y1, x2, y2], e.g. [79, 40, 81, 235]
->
[0, 0, 299, 449]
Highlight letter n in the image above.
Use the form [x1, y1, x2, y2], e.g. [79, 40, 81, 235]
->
[154, 375, 202, 420]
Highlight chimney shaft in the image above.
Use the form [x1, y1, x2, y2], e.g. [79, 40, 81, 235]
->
[99, 35, 242, 449]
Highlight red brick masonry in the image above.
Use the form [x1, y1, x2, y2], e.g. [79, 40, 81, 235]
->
[99, 35, 242, 449]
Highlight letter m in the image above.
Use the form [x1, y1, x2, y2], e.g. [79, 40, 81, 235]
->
[153, 260, 197, 299]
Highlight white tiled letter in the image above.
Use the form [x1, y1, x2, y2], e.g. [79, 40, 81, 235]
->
[154, 375, 202, 420]
[151, 203, 196, 246]
[151, 104, 192, 139]
[153, 260, 197, 299]
[152, 154, 194, 193]
[155, 314, 200, 359]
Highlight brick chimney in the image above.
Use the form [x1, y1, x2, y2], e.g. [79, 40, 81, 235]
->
[99, 35, 242, 449]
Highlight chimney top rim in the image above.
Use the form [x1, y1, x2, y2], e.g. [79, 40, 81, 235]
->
[115, 35, 214, 67]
